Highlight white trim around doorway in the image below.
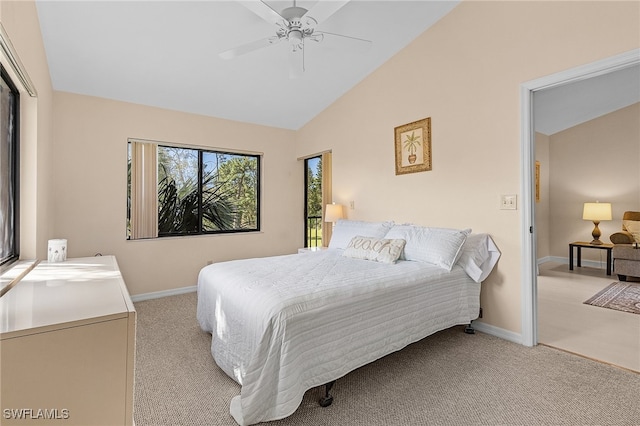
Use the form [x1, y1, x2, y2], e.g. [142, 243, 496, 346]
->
[520, 49, 640, 347]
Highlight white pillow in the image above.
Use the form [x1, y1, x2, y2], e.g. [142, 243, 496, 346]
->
[385, 225, 470, 271]
[456, 233, 503, 282]
[328, 220, 394, 250]
[342, 236, 406, 264]
[622, 220, 640, 243]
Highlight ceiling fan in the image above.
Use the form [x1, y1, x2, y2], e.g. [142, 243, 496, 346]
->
[220, 0, 372, 78]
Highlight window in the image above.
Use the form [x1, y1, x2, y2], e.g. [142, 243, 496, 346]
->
[304, 156, 322, 247]
[127, 140, 260, 239]
[0, 66, 19, 266]
[304, 152, 334, 248]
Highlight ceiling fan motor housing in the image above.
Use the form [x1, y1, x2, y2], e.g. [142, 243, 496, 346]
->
[276, 6, 317, 46]
[281, 6, 307, 22]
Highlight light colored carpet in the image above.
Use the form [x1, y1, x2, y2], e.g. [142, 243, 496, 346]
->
[134, 292, 640, 425]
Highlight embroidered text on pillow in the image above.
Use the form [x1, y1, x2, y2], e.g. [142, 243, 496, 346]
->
[343, 236, 406, 264]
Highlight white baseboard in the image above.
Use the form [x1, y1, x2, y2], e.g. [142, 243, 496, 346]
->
[131, 285, 196, 302]
[538, 256, 610, 271]
[537, 256, 555, 265]
[472, 321, 523, 346]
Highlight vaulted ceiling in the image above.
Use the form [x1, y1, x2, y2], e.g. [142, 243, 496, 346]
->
[534, 64, 640, 136]
[36, 1, 460, 130]
[36, 1, 639, 132]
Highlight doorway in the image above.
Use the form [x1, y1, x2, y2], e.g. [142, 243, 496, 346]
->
[521, 49, 640, 348]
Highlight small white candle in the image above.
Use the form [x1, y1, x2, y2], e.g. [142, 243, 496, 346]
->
[48, 239, 68, 262]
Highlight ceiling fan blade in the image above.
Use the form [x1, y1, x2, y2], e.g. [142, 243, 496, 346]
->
[305, 0, 350, 25]
[317, 31, 372, 53]
[239, 0, 284, 26]
[219, 37, 280, 60]
[288, 47, 304, 79]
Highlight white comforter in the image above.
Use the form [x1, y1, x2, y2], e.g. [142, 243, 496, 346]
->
[197, 249, 482, 425]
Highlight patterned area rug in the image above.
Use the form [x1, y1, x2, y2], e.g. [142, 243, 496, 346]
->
[584, 282, 640, 315]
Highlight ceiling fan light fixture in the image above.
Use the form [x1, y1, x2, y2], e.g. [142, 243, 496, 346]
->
[289, 29, 303, 50]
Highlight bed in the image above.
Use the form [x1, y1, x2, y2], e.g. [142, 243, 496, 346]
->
[197, 220, 500, 425]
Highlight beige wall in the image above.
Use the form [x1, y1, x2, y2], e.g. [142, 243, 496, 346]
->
[535, 133, 551, 259]
[1, 1, 54, 260]
[52, 92, 300, 295]
[295, 1, 640, 334]
[547, 103, 640, 262]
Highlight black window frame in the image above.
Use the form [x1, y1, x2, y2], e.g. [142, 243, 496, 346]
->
[304, 155, 322, 248]
[0, 65, 19, 267]
[156, 144, 261, 238]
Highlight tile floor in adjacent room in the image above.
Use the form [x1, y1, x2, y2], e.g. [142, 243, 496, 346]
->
[537, 261, 640, 372]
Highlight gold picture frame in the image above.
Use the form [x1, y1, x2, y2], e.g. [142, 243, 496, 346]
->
[394, 117, 432, 175]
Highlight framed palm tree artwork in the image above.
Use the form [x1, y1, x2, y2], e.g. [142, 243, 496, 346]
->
[394, 117, 431, 175]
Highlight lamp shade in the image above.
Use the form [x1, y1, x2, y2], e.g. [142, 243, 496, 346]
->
[325, 204, 344, 223]
[582, 202, 612, 221]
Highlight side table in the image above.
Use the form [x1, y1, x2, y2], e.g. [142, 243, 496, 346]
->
[569, 241, 614, 275]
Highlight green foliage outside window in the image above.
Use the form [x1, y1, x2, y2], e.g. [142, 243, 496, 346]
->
[157, 146, 259, 236]
[305, 156, 323, 247]
[127, 143, 260, 238]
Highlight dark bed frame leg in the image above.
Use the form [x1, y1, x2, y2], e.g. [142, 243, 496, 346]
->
[319, 380, 336, 407]
[464, 324, 475, 334]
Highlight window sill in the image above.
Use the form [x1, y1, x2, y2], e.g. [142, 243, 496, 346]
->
[126, 230, 264, 242]
[0, 259, 39, 297]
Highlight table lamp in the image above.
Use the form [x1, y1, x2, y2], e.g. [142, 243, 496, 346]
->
[582, 202, 612, 245]
[325, 203, 344, 223]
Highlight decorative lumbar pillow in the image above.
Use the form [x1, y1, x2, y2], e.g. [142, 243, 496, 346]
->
[622, 220, 640, 243]
[342, 236, 406, 264]
[328, 220, 394, 250]
[385, 225, 470, 271]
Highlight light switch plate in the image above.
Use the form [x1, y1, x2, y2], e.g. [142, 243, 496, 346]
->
[500, 194, 517, 210]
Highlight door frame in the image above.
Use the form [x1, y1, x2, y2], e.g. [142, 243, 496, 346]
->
[520, 49, 640, 347]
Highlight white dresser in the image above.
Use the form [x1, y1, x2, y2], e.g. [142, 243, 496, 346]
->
[0, 256, 136, 425]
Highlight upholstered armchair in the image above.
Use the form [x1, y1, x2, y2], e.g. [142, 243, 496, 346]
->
[610, 211, 640, 281]
[610, 211, 640, 244]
